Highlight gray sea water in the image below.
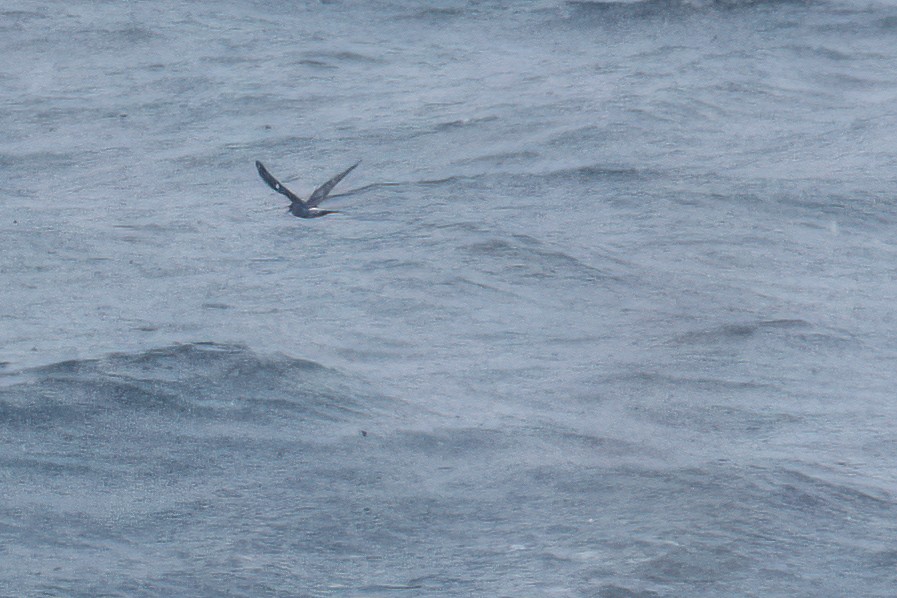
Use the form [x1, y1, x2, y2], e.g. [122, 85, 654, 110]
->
[3, 0, 897, 595]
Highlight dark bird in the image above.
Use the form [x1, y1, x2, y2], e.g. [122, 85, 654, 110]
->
[256, 160, 360, 218]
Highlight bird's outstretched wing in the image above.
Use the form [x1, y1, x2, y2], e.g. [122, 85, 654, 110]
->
[307, 161, 360, 208]
[256, 161, 306, 206]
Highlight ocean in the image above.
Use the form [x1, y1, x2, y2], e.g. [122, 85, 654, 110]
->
[2, 0, 897, 595]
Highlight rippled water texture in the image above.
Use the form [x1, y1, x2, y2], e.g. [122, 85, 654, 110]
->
[2, 1, 897, 595]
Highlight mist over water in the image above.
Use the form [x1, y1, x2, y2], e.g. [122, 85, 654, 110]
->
[3, 1, 897, 595]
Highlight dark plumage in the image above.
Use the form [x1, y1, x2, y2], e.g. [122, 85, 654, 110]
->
[256, 160, 359, 218]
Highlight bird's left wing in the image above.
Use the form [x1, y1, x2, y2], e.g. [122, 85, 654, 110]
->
[307, 161, 360, 207]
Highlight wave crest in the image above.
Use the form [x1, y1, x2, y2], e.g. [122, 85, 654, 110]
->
[1, 343, 379, 428]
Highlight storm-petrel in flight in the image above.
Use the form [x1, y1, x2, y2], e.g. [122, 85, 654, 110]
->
[256, 160, 359, 218]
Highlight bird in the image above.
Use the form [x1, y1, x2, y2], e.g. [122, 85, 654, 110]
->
[255, 160, 360, 218]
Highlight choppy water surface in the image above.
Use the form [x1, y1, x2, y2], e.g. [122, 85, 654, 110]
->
[2, 1, 897, 595]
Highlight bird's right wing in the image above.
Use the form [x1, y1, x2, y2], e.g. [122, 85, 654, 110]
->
[307, 161, 360, 207]
[256, 161, 305, 205]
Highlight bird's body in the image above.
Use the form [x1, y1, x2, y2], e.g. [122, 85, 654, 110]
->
[255, 160, 359, 218]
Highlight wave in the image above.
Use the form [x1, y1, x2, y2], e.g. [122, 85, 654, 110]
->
[545, 162, 658, 184]
[462, 233, 631, 285]
[565, 0, 811, 22]
[672, 318, 859, 351]
[0, 343, 384, 429]
[674, 318, 812, 343]
[434, 115, 500, 131]
[298, 50, 385, 69]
